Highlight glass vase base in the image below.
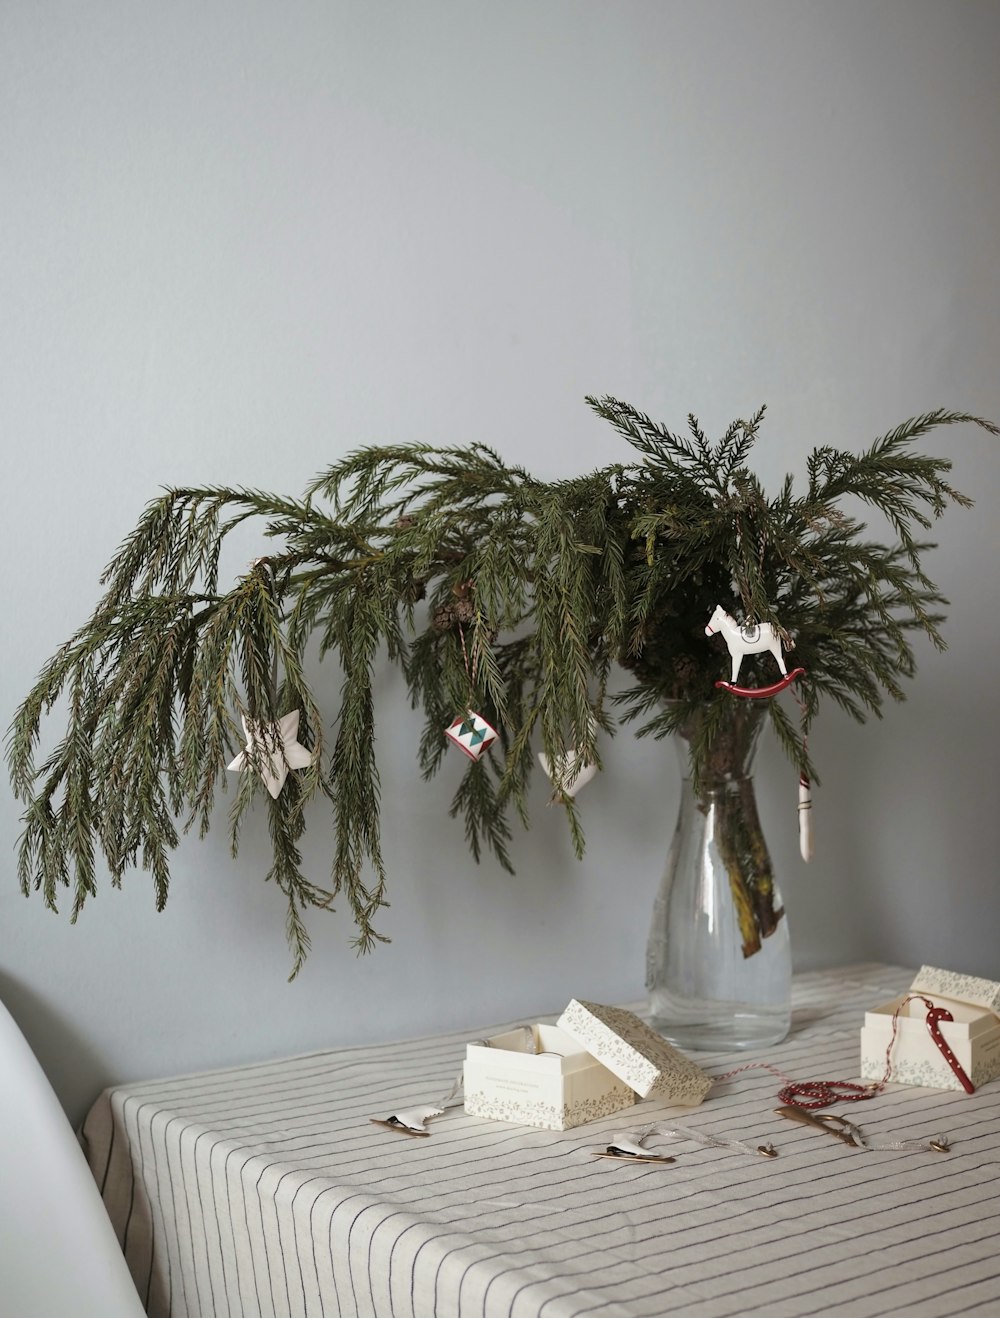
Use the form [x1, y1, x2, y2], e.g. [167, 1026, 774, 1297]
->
[646, 999, 790, 1052]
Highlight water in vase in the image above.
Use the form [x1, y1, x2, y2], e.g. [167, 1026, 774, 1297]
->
[646, 704, 792, 1050]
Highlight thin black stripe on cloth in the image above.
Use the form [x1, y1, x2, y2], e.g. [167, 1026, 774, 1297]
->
[80, 964, 1000, 1318]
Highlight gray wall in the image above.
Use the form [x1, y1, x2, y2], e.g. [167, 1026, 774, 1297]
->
[2, 0, 998, 1127]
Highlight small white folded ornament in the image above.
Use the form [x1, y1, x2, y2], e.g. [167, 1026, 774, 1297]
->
[394, 1104, 444, 1129]
[538, 748, 598, 800]
[605, 1133, 652, 1158]
[227, 710, 314, 799]
[369, 1068, 465, 1137]
[593, 1120, 778, 1163]
[369, 1104, 444, 1137]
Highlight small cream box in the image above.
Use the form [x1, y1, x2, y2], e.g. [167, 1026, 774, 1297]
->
[463, 999, 712, 1131]
[860, 966, 1000, 1092]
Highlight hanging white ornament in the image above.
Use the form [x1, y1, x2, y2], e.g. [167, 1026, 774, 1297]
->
[538, 748, 598, 800]
[538, 716, 599, 801]
[798, 776, 814, 862]
[227, 710, 314, 799]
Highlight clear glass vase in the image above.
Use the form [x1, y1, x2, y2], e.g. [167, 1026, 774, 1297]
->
[646, 700, 791, 1050]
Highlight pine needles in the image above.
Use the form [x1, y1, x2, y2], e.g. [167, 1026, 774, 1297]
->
[7, 404, 996, 973]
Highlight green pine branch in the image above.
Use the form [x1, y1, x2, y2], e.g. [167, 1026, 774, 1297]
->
[7, 403, 996, 973]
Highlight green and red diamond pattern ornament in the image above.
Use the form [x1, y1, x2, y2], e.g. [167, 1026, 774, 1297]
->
[444, 711, 498, 761]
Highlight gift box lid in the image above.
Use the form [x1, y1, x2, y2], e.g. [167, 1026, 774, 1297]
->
[555, 1000, 712, 1104]
[910, 966, 1000, 1017]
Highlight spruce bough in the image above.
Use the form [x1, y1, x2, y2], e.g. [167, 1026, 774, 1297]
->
[8, 401, 996, 975]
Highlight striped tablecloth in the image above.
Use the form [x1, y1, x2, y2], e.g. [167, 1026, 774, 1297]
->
[82, 964, 1000, 1318]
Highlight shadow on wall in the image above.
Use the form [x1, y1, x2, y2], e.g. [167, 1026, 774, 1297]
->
[0, 970, 111, 1128]
[836, 677, 1000, 980]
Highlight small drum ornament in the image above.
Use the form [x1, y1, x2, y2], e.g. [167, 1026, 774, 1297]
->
[444, 711, 499, 761]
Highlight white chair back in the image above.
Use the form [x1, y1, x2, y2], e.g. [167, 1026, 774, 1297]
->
[0, 997, 145, 1317]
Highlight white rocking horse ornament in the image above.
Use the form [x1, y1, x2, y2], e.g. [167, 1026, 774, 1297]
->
[704, 605, 804, 697]
[704, 604, 812, 859]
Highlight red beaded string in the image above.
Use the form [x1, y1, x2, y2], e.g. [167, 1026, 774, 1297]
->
[712, 1061, 877, 1110]
[712, 993, 976, 1109]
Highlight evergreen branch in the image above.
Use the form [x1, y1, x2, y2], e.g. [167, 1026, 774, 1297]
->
[449, 757, 515, 872]
[8, 400, 993, 972]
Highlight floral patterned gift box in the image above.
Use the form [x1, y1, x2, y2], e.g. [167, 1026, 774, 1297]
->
[860, 966, 1000, 1092]
[463, 1000, 712, 1131]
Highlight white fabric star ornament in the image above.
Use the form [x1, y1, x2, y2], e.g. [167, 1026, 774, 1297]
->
[227, 711, 314, 799]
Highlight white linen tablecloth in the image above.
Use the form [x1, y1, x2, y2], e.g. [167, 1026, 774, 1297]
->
[82, 964, 1000, 1318]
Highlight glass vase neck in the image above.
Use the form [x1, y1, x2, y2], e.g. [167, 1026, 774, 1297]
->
[668, 699, 768, 784]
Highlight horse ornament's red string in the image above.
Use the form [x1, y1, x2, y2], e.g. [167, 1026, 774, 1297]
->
[713, 994, 975, 1109]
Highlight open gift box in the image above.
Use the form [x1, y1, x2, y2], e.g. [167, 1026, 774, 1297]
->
[860, 966, 1000, 1092]
[463, 999, 712, 1130]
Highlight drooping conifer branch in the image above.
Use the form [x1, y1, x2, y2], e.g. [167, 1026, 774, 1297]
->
[7, 403, 996, 972]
